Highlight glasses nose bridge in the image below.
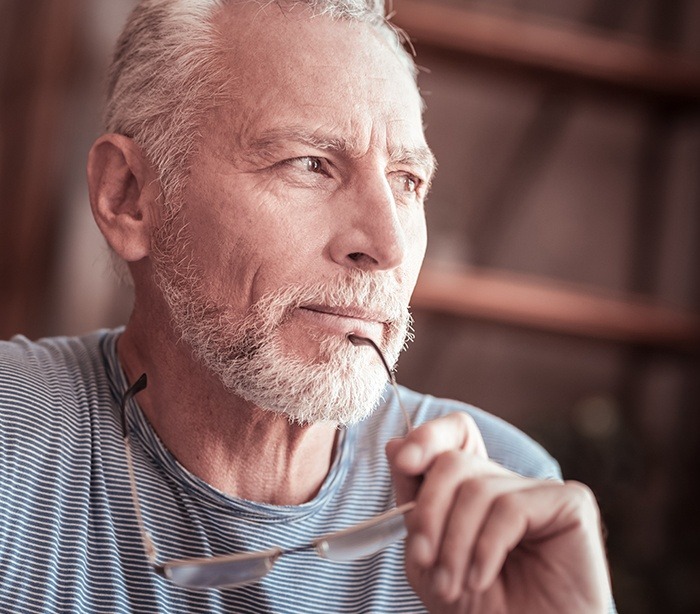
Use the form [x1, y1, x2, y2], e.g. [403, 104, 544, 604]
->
[313, 501, 416, 562]
[159, 548, 284, 590]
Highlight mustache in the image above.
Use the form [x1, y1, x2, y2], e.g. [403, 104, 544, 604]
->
[249, 271, 409, 331]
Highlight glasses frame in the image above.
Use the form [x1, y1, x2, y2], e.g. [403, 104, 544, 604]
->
[119, 335, 415, 590]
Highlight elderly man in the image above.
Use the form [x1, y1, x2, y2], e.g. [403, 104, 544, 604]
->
[0, 0, 613, 612]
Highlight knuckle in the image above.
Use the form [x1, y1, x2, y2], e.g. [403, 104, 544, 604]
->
[428, 448, 490, 485]
[491, 490, 520, 518]
[453, 411, 478, 432]
[409, 413, 478, 450]
[563, 480, 602, 526]
[406, 421, 438, 447]
[451, 412, 487, 456]
[451, 412, 478, 442]
[564, 480, 597, 508]
[456, 476, 489, 502]
[432, 448, 464, 471]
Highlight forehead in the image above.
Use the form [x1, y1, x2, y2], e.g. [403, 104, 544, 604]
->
[208, 2, 427, 155]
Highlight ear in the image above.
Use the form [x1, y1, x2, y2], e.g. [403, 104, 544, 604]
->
[87, 134, 160, 262]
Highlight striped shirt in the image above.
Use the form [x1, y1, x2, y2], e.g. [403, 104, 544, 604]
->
[0, 329, 562, 613]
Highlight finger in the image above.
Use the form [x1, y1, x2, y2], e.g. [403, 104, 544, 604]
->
[468, 481, 607, 596]
[404, 452, 512, 573]
[467, 488, 530, 594]
[433, 475, 540, 602]
[404, 451, 481, 571]
[386, 413, 487, 506]
[386, 438, 422, 505]
[388, 412, 488, 478]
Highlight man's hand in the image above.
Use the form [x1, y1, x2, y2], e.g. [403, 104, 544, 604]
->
[386, 413, 611, 613]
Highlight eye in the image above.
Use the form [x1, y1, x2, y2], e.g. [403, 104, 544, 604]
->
[290, 156, 325, 174]
[403, 175, 418, 193]
[392, 172, 422, 196]
[275, 155, 335, 188]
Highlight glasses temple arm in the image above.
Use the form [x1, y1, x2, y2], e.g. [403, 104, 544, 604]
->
[347, 334, 412, 434]
[120, 374, 159, 567]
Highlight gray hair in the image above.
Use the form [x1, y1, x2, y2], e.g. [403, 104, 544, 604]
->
[104, 0, 416, 209]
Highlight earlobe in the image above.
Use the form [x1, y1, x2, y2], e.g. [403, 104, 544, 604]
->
[87, 134, 159, 262]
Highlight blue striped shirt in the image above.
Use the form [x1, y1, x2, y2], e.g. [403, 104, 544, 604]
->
[0, 329, 563, 613]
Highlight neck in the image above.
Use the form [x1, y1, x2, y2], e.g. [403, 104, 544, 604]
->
[117, 313, 339, 506]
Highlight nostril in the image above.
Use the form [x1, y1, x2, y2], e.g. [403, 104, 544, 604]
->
[347, 252, 379, 267]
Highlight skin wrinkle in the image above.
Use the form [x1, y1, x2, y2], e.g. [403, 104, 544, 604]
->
[245, 126, 436, 183]
[111, 1, 427, 505]
[81, 3, 613, 606]
[150, 143, 412, 418]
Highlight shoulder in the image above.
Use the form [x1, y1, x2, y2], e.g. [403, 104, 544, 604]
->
[398, 386, 562, 481]
[0, 330, 117, 427]
[0, 330, 110, 387]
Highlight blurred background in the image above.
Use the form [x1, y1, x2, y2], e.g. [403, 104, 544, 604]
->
[1, 0, 699, 611]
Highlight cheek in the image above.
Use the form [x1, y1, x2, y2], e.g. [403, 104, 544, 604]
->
[399, 217, 427, 300]
[404, 211, 427, 267]
[182, 234, 255, 311]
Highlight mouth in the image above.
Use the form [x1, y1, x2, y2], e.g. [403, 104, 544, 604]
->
[296, 304, 388, 339]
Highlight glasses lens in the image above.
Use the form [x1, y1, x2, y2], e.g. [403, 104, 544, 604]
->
[161, 548, 282, 589]
[313, 502, 415, 562]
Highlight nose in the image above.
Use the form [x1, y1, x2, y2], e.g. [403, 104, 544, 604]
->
[328, 175, 407, 272]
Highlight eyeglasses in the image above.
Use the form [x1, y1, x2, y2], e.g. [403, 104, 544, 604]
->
[120, 333, 415, 590]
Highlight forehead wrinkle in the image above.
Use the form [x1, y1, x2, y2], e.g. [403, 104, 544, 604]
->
[248, 126, 360, 156]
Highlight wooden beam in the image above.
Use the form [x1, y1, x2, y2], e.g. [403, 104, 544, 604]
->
[392, 0, 700, 105]
[412, 264, 700, 352]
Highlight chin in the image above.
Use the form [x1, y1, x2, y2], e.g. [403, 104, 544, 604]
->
[214, 333, 391, 426]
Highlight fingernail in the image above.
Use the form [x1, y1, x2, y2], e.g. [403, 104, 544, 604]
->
[398, 443, 423, 469]
[408, 534, 432, 567]
[432, 566, 451, 598]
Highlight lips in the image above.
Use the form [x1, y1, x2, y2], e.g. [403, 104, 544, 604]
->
[296, 304, 389, 339]
[300, 304, 390, 323]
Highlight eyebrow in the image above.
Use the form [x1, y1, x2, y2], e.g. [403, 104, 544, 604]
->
[249, 127, 437, 182]
[388, 144, 437, 184]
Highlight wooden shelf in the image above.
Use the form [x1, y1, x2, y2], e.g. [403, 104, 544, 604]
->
[393, 0, 700, 105]
[412, 264, 700, 352]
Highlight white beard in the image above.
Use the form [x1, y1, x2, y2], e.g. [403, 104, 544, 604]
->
[151, 221, 412, 426]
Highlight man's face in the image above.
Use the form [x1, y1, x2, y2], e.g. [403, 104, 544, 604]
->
[151, 4, 432, 424]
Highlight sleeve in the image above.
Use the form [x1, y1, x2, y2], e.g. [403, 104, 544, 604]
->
[405, 388, 561, 481]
